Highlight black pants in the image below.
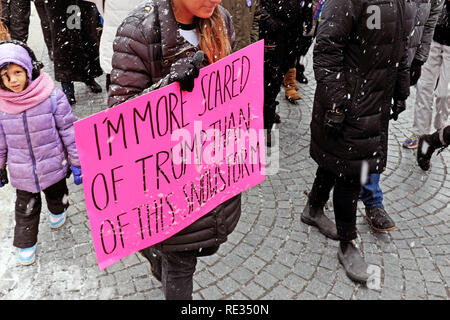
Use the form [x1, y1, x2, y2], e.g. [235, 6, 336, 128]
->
[34, 0, 54, 57]
[309, 167, 361, 241]
[14, 178, 69, 248]
[159, 246, 219, 300]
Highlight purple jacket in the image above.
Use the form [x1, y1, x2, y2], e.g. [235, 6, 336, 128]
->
[0, 87, 80, 193]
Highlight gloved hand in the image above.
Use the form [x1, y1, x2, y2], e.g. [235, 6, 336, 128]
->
[70, 165, 82, 185]
[168, 50, 204, 92]
[0, 168, 8, 187]
[410, 59, 424, 86]
[390, 99, 406, 121]
[324, 108, 345, 137]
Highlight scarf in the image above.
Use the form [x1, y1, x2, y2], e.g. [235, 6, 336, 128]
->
[0, 71, 55, 115]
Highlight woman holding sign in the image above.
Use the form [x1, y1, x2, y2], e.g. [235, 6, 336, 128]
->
[108, 0, 240, 300]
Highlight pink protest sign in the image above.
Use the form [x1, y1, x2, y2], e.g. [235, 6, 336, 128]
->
[74, 40, 266, 270]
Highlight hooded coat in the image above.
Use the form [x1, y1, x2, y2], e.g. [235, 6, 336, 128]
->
[0, 43, 79, 193]
[108, 0, 241, 253]
[310, 0, 411, 178]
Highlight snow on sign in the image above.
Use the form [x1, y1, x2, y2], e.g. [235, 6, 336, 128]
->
[74, 40, 266, 269]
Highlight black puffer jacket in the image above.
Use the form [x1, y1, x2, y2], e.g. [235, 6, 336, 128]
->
[108, 0, 241, 253]
[310, 0, 410, 178]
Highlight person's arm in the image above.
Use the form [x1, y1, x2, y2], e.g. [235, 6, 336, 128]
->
[313, 0, 360, 113]
[0, 121, 7, 170]
[108, 13, 154, 108]
[414, 0, 444, 63]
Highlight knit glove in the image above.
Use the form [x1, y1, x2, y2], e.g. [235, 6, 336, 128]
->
[410, 59, 424, 86]
[70, 165, 82, 185]
[390, 99, 406, 121]
[0, 168, 8, 187]
[324, 108, 345, 137]
[168, 50, 204, 92]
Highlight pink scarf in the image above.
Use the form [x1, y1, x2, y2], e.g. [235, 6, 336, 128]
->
[0, 72, 55, 115]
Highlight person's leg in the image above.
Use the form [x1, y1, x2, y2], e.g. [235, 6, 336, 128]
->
[333, 174, 370, 283]
[14, 189, 42, 249]
[160, 251, 198, 300]
[43, 178, 70, 228]
[302, 167, 339, 240]
[433, 43, 450, 132]
[33, 0, 54, 60]
[406, 40, 442, 148]
[61, 82, 76, 105]
[360, 173, 396, 231]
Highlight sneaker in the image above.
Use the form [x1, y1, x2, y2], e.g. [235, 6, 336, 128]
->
[49, 211, 67, 229]
[403, 134, 419, 149]
[364, 207, 396, 231]
[18, 245, 36, 266]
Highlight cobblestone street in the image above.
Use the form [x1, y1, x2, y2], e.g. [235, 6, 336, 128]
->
[0, 7, 449, 301]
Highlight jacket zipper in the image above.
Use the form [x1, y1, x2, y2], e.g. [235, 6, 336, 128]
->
[22, 111, 40, 191]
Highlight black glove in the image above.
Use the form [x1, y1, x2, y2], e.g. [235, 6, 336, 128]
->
[168, 50, 204, 92]
[390, 99, 406, 121]
[324, 108, 345, 137]
[0, 168, 8, 187]
[410, 59, 424, 86]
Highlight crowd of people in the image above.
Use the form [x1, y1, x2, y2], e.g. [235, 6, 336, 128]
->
[0, 0, 448, 300]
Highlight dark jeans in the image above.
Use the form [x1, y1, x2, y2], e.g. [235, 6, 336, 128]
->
[360, 173, 384, 209]
[309, 167, 361, 241]
[14, 178, 69, 248]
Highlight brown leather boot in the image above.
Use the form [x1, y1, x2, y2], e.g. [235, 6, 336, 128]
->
[283, 68, 299, 90]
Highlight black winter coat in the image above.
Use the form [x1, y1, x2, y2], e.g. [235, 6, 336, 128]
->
[108, 0, 241, 254]
[310, 0, 410, 178]
[44, 0, 103, 82]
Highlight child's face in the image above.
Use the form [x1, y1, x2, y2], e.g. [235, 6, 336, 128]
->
[1, 64, 28, 93]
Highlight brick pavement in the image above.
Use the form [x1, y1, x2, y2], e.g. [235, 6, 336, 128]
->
[0, 40, 449, 300]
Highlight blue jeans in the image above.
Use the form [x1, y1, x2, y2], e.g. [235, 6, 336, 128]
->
[360, 173, 383, 209]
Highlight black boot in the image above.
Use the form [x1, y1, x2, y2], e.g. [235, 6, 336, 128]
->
[417, 129, 447, 171]
[85, 77, 103, 93]
[296, 63, 308, 84]
[365, 206, 396, 231]
[61, 82, 76, 105]
[139, 247, 162, 282]
[301, 199, 339, 240]
[338, 240, 370, 284]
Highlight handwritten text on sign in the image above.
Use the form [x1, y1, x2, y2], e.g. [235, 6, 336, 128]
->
[74, 41, 266, 269]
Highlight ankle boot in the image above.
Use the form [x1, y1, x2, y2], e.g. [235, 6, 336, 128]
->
[296, 64, 308, 84]
[283, 67, 299, 89]
[417, 129, 447, 171]
[338, 240, 370, 284]
[301, 199, 339, 240]
[283, 68, 301, 102]
[85, 78, 103, 93]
